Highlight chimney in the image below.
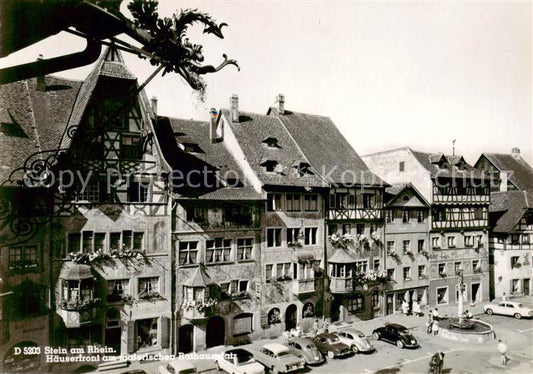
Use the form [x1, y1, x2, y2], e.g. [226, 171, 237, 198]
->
[151, 96, 158, 118]
[499, 172, 508, 192]
[511, 147, 520, 159]
[230, 94, 239, 123]
[210, 108, 222, 143]
[36, 54, 45, 92]
[277, 93, 285, 115]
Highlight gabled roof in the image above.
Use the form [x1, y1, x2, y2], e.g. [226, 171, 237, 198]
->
[0, 76, 82, 183]
[269, 108, 386, 187]
[58, 46, 137, 152]
[222, 109, 325, 188]
[479, 153, 533, 190]
[489, 190, 533, 233]
[410, 149, 486, 179]
[384, 183, 430, 207]
[155, 117, 263, 200]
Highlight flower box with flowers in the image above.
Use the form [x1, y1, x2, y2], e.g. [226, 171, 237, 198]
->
[329, 233, 355, 249]
[354, 269, 388, 287]
[370, 231, 381, 242]
[387, 250, 398, 257]
[60, 298, 101, 311]
[421, 250, 429, 258]
[404, 250, 414, 256]
[230, 291, 250, 300]
[138, 291, 162, 300]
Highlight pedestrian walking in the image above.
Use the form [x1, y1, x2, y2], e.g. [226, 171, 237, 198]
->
[428, 351, 445, 374]
[413, 300, 422, 317]
[502, 292, 508, 301]
[426, 311, 433, 334]
[497, 340, 508, 365]
[313, 318, 319, 335]
[432, 320, 439, 336]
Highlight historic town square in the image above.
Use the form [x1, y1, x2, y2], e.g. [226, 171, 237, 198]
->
[0, 1, 531, 373]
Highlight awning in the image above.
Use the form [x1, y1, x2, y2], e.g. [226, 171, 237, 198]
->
[59, 264, 94, 280]
[183, 266, 214, 287]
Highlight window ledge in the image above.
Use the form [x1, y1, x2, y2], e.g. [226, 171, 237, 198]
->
[206, 261, 234, 266]
[237, 259, 255, 263]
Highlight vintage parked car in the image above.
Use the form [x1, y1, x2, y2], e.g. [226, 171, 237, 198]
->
[159, 359, 219, 374]
[484, 301, 533, 319]
[312, 333, 352, 359]
[215, 348, 265, 374]
[334, 328, 375, 353]
[286, 337, 326, 365]
[372, 323, 419, 349]
[250, 343, 305, 373]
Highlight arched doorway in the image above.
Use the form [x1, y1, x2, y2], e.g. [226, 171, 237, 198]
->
[178, 324, 194, 353]
[206, 316, 225, 348]
[285, 304, 297, 331]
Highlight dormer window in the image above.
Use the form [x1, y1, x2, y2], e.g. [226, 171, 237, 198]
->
[262, 137, 281, 148]
[260, 160, 280, 173]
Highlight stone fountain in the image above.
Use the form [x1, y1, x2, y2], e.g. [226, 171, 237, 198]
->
[438, 269, 495, 343]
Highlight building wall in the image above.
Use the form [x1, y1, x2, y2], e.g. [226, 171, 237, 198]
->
[362, 150, 433, 202]
[173, 201, 263, 352]
[490, 219, 533, 299]
[0, 197, 51, 374]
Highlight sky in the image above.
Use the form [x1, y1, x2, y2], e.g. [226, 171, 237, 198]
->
[1, 0, 531, 165]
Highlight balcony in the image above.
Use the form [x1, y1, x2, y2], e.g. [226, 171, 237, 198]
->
[329, 277, 353, 294]
[293, 278, 316, 295]
[181, 298, 217, 320]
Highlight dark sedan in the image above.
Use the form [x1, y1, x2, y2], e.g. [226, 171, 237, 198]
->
[312, 333, 352, 359]
[372, 323, 419, 349]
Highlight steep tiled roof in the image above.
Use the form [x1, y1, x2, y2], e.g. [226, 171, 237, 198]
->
[481, 153, 533, 190]
[490, 190, 533, 233]
[270, 108, 386, 187]
[223, 109, 325, 188]
[384, 183, 430, 207]
[329, 248, 357, 263]
[58, 47, 137, 152]
[183, 266, 215, 287]
[411, 149, 487, 179]
[155, 117, 263, 200]
[0, 76, 81, 184]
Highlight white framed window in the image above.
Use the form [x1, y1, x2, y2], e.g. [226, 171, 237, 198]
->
[206, 238, 232, 263]
[267, 193, 283, 211]
[267, 228, 282, 247]
[402, 209, 410, 223]
[454, 261, 463, 274]
[387, 269, 395, 281]
[8, 245, 38, 270]
[403, 267, 411, 281]
[286, 194, 301, 211]
[438, 263, 447, 276]
[402, 240, 411, 254]
[237, 238, 253, 261]
[432, 237, 441, 249]
[304, 227, 318, 245]
[355, 260, 368, 274]
[417, 239, 425, 253]
[418, 265, 426, 278]
[304, 194, 318, 211]
[373, 259, 380, 270]
[387, 241, 395, 252]
[178, 241, 198, 265]
[448, 236, 456, 248]
[287, 228, 301, 244]
[138, 277, 159, 294]
[464, 235, 473, 247]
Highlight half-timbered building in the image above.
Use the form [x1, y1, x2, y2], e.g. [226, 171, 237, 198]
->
[362, 148, 491, 308]
[267, 98, 388, 321]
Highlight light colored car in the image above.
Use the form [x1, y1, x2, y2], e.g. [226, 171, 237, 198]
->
[159, 360, 197, 374]
[250, 343, 305, 373]
[286, 337, 326, 366]
[159, 359, 219, 374]
[484, 301, 533, 319]
[216, 348, 265, 374]
[334, 328, 375, 353]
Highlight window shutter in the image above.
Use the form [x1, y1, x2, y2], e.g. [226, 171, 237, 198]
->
[127, 321, 135, 354]
[160, 316, 170, 349]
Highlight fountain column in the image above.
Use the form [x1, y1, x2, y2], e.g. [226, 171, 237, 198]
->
[457, 269, 464, 322]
